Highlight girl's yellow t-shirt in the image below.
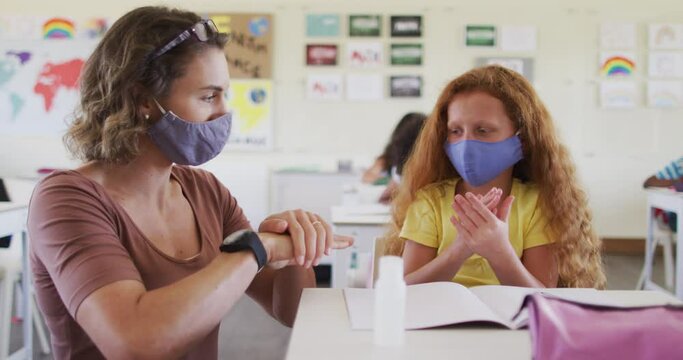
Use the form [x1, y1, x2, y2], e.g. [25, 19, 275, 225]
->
[399, 178, 551, 287]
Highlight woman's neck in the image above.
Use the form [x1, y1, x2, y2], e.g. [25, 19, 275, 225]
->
[78, 137, 175, 205]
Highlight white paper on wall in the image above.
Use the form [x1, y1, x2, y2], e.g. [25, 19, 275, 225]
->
[600, 23, 636, 49]
[647, 80, 683, 108]
[599, 81, 638, 109]
[306, 74, 343, 101]
[648, 52, 683, 78]
[346, 73, 383, 101]
[499, 26, 537, 51]
[648, 24, 683, 49]
[347, 41, 383, 68]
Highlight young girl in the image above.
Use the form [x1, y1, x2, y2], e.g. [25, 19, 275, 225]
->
[385, 65, 605, 288]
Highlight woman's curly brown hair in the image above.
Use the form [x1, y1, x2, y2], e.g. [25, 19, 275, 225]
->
[65, 6, 229, 164]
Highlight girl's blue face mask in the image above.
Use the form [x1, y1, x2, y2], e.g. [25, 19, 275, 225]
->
[147, 99, 232, 166]
[444, 135, 524, 187]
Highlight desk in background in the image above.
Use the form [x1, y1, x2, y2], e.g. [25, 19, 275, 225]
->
[286, 288, 681, 360]
[641, 189, 683, 299]
[331, 205, 391, 288]
[0, 202, 31, 360]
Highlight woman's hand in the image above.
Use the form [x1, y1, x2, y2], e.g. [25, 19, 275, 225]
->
[258, 210, 354, 268]
[450, 192, 515, 262]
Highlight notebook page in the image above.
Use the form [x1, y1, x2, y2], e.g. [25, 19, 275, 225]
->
[344, 282, 510, 330]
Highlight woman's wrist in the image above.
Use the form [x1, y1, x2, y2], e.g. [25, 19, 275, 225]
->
[256, 232, 291, 264]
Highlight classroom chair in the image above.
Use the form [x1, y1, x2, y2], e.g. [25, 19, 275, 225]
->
[0, 230, 51, 358]
[0, 178, 50, 358]
[636, 214, 676, 292]
[370, 236, 390, 287]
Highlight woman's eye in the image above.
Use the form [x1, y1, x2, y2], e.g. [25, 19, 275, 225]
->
[477, 127, 489, 134]
[202, 94, 218, 102]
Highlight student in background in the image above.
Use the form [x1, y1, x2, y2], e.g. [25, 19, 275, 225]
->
[643, 156, 683, 233]
[644, 156, 683, 190]
[379, 112, 427, 203]
[28, 7, 352, 359]
[384, 65, 605, 289]
[362, 112, 427, 187]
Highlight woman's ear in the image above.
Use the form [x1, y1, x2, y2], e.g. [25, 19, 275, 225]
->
[132, 84, 155, 120]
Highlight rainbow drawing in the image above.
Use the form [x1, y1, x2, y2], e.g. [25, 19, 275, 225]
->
[43, 18, 75, 39]
[601, 56, 635, 77]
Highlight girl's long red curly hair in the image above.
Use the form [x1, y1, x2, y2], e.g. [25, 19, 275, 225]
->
[384, 65, 606, 288]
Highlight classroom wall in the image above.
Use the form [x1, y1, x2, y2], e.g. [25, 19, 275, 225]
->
[1, 0, 683, 238]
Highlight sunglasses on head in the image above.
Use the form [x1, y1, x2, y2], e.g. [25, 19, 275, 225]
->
[149, 19, 219, 60]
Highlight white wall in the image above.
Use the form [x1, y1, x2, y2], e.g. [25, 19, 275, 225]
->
[2, 0, 683, 238]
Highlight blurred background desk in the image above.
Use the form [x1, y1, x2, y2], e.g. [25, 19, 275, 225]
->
[330, 205, 391, 288]
[639, 189, 683, 299]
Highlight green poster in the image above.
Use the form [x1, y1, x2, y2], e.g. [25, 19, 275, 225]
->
[349, 15, 381, 37]
[466, 25, 496, 47]
[390, 44, 423, 65]
[306, 14, 340, 37]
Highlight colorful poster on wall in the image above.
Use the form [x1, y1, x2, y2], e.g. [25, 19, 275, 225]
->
[648, 52, 683, 78]
[390, 43, 422, 65]
[42, 17, 76, 40]
[390, 16, 422, 37]
[347, 41, 383, 68]
[475, 57, 534, 81]
[306, 74, 342, 101]
[466, 25, 495, 47]
[209, 13, 273, 79]
[0, 41, 93, 135]
[599, 81, 638, 109]
[600, 23, 636, 49]
[499, 26, 537, 51]
[647, 81, 683, 108]
[390, 75, 421, 97]
[306, 44, 338, 66]
[349, 15, 381, 37]
[648, 24, 683, 50]
[226, 80, 272, 150]
[306, 14, 340, 37]
[78, 17, 109, 39]
[346, 74, 383, 101]
[600, 52, 636, 77]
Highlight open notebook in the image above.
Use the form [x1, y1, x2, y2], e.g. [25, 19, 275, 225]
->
[344, 282, 679, 330]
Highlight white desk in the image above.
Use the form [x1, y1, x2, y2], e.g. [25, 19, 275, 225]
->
[331, 205, 391, 288]
[0, 202, 31, 360]
[641, 189, 683, 299]
[286, 288, 681, 360]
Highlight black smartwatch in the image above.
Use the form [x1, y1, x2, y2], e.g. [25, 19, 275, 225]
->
[220, 230, 267, 271]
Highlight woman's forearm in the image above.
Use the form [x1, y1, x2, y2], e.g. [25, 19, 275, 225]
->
[271, 266, 316, 326]
[404, 241, 472, 285]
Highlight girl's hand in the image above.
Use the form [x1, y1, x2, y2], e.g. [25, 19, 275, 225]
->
[450, 192, 515, 262]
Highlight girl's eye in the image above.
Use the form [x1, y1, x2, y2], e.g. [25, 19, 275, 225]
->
[477, 127, 489, 134]
[450, 128, 462, 135]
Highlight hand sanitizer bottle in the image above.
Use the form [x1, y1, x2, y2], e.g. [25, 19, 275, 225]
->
[373, 256, 406, 347]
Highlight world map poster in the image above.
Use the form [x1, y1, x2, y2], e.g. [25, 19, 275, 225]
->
[0, 41, 94, 135]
